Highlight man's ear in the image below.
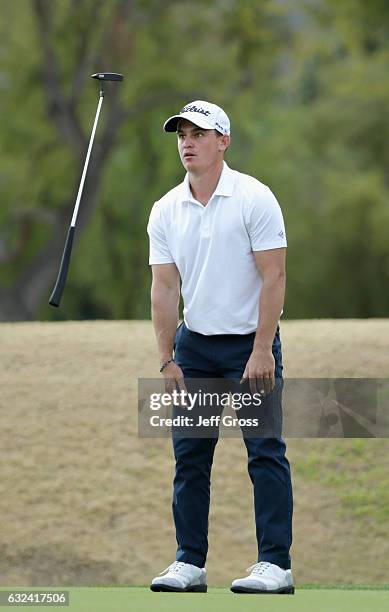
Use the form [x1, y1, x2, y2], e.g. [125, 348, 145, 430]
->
[219, 134, 230, 152]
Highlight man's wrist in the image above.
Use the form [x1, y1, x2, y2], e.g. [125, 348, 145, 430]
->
[253, 334, 273, 351]
[159, 353, 173, 366]
[160, 358, 175, 373]
[253, 344, 272, 354]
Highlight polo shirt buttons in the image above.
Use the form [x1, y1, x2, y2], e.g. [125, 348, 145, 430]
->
[200, 206, 212, 237]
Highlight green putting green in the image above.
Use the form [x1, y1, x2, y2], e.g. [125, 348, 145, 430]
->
[1, 587, 388, 612]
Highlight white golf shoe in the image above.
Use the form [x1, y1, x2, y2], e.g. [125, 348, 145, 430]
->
[231, 561, 294, 594]
[150, 561, 207, 592]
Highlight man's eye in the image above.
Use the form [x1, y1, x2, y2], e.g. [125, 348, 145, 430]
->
[195, 132, 204, 138]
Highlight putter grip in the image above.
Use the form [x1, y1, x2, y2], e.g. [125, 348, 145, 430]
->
[49, 226, 75, 307]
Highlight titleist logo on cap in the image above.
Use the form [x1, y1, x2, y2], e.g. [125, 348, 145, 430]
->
[181, 104, 211, 117]
[163, 100, 230, 134]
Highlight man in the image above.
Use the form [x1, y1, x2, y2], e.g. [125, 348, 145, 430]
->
[147, 100, 294, 594]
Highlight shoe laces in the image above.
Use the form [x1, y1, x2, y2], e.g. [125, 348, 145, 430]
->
[159, 561, 186, 575]
[246, 561, 271, 575]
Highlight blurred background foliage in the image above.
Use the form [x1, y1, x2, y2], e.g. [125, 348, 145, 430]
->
[0, 0, 388, 320]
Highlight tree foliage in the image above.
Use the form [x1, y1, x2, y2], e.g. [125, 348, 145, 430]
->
[0, 0, 388, 320]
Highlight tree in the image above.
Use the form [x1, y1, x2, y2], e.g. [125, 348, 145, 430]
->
[1, 0, 388, 320]
[0, 0, 287, 320]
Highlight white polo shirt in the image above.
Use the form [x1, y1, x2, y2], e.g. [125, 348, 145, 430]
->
[147, 161, 287, 335]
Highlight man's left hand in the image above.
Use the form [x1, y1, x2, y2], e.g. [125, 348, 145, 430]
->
[240, 347, 275, 395]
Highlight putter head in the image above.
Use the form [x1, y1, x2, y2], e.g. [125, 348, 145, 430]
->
[91, 72, 124, 82]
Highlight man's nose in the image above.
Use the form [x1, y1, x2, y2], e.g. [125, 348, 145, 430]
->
[182, 135, 194, 146]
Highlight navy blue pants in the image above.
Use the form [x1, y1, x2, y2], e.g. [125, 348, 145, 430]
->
[172, 322, 293, 570]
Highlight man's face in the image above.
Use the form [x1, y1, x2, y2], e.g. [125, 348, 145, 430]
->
[176, 119, 229, 173]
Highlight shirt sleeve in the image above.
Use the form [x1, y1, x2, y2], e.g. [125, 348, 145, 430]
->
[147, 203, 175, 265]
[246, 186, 287, 251]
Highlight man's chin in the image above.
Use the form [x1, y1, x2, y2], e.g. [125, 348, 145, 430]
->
[183, 157, 199, 170]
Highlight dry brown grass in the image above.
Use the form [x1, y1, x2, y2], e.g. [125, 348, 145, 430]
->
[0, 320, 388, 586]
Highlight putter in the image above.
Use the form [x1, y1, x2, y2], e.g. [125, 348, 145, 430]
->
[49, 72, 124, 308]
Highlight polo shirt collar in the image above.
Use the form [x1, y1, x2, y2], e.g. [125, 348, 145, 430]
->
[181, 161, 235, 203]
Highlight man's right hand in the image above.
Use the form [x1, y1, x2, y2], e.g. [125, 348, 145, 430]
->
[161, 361, 188, 406]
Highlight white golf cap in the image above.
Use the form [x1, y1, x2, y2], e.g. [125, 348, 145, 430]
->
[163, 100, 230, 135]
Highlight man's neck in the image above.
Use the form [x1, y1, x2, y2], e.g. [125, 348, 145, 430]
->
[188, 160, 224, 206]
